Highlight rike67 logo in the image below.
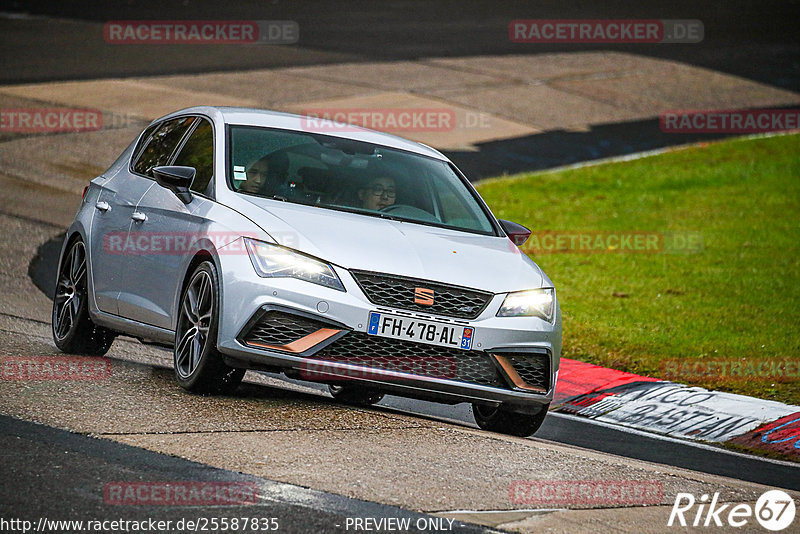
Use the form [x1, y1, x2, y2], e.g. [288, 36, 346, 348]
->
[669, 490, 796, 531]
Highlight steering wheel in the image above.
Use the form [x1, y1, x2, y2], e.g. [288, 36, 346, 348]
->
[380, 204, 439, 222]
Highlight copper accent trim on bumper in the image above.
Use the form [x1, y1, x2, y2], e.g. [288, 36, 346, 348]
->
[246, 327, 342, 353]
[492, 354, 548, 394]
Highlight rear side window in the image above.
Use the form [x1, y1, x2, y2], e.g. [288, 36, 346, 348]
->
[132, 123, 159, 162]
[133, 116, 196, 178]
[173, 119, 214, 195]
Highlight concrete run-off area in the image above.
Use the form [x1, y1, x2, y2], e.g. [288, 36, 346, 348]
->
[1, 51, 798, 154]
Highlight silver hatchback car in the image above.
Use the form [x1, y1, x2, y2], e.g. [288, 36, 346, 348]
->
[52, 106, 561, 436]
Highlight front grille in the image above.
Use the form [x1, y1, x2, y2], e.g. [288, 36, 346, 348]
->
[310, 332, 506, 387]
[351, 270, 493, 319]
[498, 352, 550, 391]
[242, 311, 328, 346]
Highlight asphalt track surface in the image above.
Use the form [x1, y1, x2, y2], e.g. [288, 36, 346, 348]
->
[2, 0, 798, 91]
[0, 414, 493, 534]
[23, 235, 800, 496]
[22, 229, 800, 493]
[9, 231, 798, 532]
[280, 376, 800, 492]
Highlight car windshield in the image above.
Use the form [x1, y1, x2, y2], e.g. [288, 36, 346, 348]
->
[228, 125, 496, 234]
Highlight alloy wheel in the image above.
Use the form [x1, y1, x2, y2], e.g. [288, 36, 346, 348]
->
[175, 270, 213, 379]
[53, 241, 87, 341]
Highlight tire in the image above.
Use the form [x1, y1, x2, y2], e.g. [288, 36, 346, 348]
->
[472, 403, 550, 437]
[52, 238, 115, 355]
[174, 261, 245, 394]
[328, 384, 385, 406]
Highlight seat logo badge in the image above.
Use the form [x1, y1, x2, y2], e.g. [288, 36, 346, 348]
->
[414, 287, 434, 305]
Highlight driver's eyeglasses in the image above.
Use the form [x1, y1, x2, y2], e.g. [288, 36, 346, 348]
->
[369, 186, 396, 198]
[247, 169, 269, 179]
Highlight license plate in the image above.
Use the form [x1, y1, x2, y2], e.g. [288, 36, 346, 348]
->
[367, 312, 474, 350]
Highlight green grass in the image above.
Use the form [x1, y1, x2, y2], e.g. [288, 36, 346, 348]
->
[476, 134, 800, 405]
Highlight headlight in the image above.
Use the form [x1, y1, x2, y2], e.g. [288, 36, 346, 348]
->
[497, 288, 555, 322]
[243, 238, 345, 292]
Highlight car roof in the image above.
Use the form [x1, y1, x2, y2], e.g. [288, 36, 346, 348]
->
[155, 106, 449, 161]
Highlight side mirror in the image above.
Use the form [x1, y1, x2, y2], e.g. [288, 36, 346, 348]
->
[153, 166, 195, 204]
[499, 219, 532, 246]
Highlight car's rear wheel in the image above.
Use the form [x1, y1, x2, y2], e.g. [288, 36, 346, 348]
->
[472, 403, 549, 437]
[52, 238, 115, 355]
[174, 261, 245, 394]
[328, 384, 385, 406]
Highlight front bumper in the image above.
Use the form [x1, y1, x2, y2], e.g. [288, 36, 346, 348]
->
[216, 246, 561, 411]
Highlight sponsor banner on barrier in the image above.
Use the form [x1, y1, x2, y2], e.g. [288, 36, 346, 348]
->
[558, 381, 799, 442]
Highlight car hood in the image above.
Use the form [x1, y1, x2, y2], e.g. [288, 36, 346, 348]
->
[234, 197, 547, 293]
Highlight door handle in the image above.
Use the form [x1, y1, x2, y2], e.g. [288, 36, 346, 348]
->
[131, 212, 147, 223]
[95, 201, 110, 212]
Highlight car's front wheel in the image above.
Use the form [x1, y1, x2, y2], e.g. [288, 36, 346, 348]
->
[52, 238, 115, 355]
[328, 384, 385, 406]
[174, 261, 245, 394]
[472, 403, 549, 437]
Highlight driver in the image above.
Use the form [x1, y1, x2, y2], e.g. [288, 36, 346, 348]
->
[239, 156, 270, 194]
[239, 152, 290, 196]
[358, 175, 396, 211]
